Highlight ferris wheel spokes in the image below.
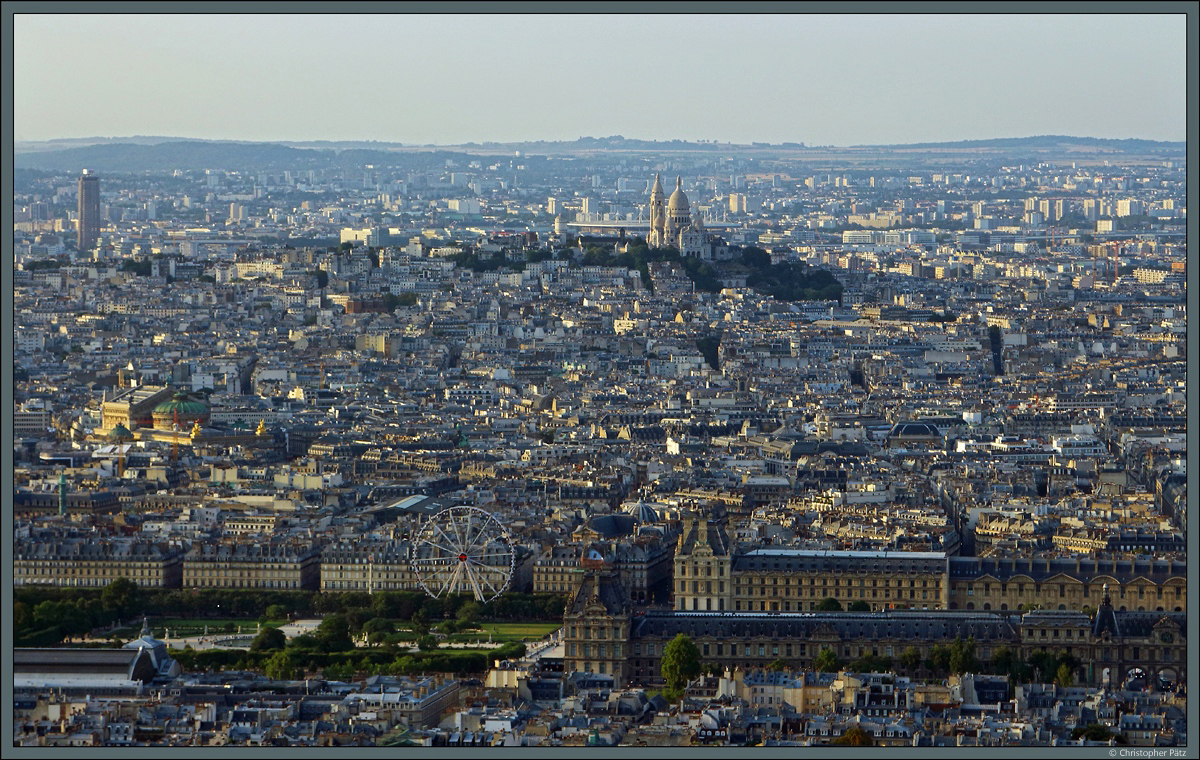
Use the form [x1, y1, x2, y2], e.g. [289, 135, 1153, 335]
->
[409, 506, 515, 603]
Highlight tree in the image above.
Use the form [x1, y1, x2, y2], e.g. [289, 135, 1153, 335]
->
[1072, 723, 1124, 743]
[660, 633, 702, 699]
[847, 600, 871, 612]
[1055, 662, 1076, 689]
[101, 577, 139, 618]
[249, 626, 287, 652]
[410, 609, 430, 635]
[813, 648, 842, 674]
[264, 650, 298, 681]
[416, 634, 439, 651]
[767, 658, 787, 672]
[453, 602, 477, 624]
[14, 601, 32, 630]
[948, 638, 978, 675]
[695, 334, 722, 371]
[898, 646, 923, 672]
[362, 617, 395, 645]
[288, 633, 319, 651]
[264, 603, 289, 622]
[816, 597, 844, 612]
[740, 246, 771, 269]
[833, 727, 874, 746]
[928, 643, 953, 674]
[315, 613, 355, 651]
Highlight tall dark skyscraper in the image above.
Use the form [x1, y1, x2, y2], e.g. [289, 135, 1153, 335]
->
[76, 169, 101, 252]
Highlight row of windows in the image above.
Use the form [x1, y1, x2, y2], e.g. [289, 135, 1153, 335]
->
[16, 565, 162, 576]
[566, 626, 624, 639]
[187, 569, 299, 578]
[15, 577, 166, 587]
[566, 643, 623, 658]
[322, 581, 415, 590]
[736, 588, 933, 599]
[740, 601, 936, 612]
[959, 583, 1181, 598]
[192, 579, 302, 588]
[737, 577, 936, 588]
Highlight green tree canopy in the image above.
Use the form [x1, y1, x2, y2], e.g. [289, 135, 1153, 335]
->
[1071, 723, 1124, 743]
[263, 603, 289, 621]
[101, 577, 139, 618]
[660, 633, 702, 699]
[249, 626, 287, 652]
[315, 613, 355, 651]
[14, 601, 32, 630]
[832, 726, 874, 746]
[362, 617, 395, 645]
[417, 634, 439, 651]
[1055, 662, 1076, 689]
[847, 600, 871, 612]
[898, 646, 923, 672]
[740, 246, 771, 269]
[816, 597, 844, 612]
[813, 647, 842, 674]
[456, 601, 481, 627]
[264, 650, 298, 681]
[948, 638, 978, 675]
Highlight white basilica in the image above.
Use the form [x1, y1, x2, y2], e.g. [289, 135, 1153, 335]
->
[647, 175, 727, 262]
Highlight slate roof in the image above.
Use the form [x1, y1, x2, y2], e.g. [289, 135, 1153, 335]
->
[630, 611, 1017, 643]
[735, 549, 946, 575]
[950, 556, 1186, 582]
[568, 570, 629, 616]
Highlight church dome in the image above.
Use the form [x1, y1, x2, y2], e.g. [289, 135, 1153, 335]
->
[667, 177, 689, 211]
[107, 423, 134, 441]
[624, 500, 661, 524]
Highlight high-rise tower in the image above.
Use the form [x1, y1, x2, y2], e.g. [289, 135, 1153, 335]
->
[76, 169, 101, 253]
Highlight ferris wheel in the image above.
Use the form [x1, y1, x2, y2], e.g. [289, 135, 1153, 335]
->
[409, 506, 515, 602]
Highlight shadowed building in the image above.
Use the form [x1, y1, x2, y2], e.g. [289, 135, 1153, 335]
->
[76, 169, 101, 252]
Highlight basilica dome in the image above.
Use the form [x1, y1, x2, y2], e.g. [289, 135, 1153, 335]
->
[667, 177, 690, 212]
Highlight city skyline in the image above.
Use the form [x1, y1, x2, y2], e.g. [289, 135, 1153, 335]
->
[14, 12, 1188, 146]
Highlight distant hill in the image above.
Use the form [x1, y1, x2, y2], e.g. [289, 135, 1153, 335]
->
[13, 133, 1185, 172]
[13, 140, 328, 172]
[870, 135, 1184, 151]
[12, 139, 509, 174]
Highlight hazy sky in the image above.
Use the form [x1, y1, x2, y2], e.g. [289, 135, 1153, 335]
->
[14, 13, 1187, 146]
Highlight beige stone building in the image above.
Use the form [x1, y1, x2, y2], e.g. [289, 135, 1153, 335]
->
[14, 539, 184, 588]
[182, 541, 322, 590]
[319, 541, 421, 592]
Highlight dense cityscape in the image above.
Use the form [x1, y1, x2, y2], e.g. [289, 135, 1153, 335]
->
[11, 132, 1188, 748]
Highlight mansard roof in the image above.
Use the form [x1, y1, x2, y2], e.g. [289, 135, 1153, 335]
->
[630, 610, 1017, 643]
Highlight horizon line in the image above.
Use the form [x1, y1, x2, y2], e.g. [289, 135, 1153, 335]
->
[14, 133, 1188, 150]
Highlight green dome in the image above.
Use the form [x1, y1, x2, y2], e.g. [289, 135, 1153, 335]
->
[107, 423, 134, 441]
[152, 392, 210, 431]
[153, 392, 209, 418]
